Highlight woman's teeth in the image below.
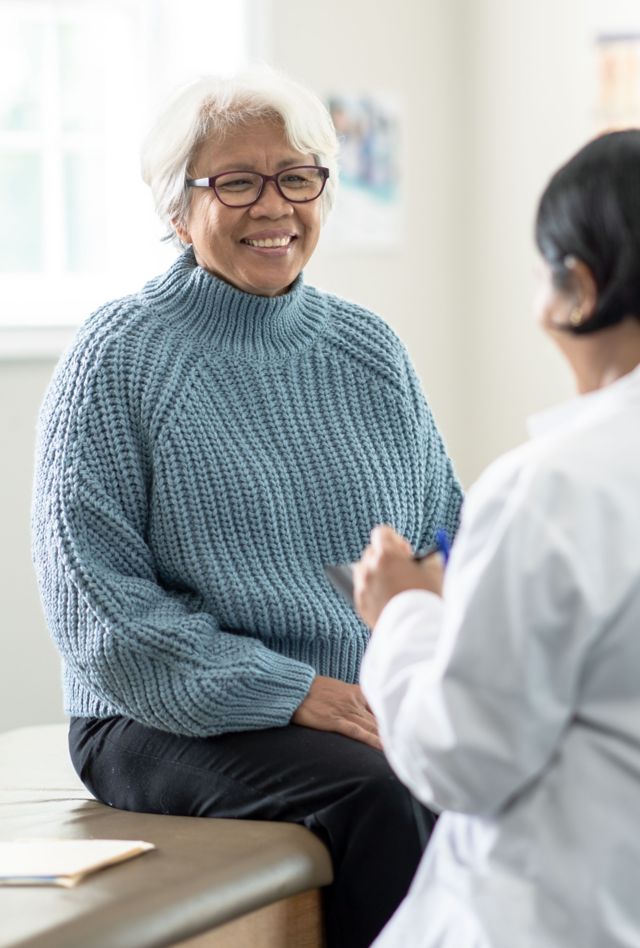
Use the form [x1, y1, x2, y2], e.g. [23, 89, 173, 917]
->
[244, 236, 292, 248]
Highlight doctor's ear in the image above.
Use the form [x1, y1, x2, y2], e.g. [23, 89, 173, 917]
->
[562, 256, 598, 326]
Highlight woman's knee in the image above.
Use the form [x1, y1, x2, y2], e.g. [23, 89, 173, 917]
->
[309, 768, 432, 859]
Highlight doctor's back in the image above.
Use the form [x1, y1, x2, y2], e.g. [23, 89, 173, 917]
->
[360, 130, 640, 948]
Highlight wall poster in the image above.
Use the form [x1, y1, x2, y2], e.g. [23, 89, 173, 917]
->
[323, 93, 401, 250]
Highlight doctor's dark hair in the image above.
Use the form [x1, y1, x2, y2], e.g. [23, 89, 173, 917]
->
[535, 129, 640, 334]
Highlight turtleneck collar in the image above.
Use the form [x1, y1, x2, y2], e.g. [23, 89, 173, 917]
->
[140, 249, 326, 361]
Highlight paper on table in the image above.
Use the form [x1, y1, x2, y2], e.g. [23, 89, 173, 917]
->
[0, 838, 155, 888]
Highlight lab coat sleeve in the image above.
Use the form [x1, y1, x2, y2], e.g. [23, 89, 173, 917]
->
[361, 457, 599, 817]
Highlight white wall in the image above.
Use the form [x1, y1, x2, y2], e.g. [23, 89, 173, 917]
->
[458, 0, 594, 481]
[0, 361, 65, 728]
[0, 0, 618, 730]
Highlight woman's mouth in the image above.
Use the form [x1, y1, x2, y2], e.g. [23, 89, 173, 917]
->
[241, 235, 296, 249]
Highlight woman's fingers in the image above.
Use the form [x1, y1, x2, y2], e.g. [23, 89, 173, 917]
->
[292, 676, 382, 749]
[339, 717, 383, 751]
[334, 703, 382, 749]
[351, 708, 379, 737]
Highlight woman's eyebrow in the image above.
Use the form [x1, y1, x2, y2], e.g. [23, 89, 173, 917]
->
[275, 157, 311, 169]
[211, 157, 310, 173]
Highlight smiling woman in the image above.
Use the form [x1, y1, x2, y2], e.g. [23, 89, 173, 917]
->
[32, 66, 463, 948]
[176, 120, 324, 296]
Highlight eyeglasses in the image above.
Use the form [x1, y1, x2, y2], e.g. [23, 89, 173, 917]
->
[186, 165, 330, 208]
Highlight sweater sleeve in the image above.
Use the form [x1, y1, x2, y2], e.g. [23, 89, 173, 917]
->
[320, 293, 463, 548]
[402, 352, 463, 547]
[32, 316, 315, 737]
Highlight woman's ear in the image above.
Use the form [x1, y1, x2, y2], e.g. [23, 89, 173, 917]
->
[564, 256, 598, 321]
[172, 218, 191, 246]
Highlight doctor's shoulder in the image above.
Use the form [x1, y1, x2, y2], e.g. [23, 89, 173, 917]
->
[454, 433, 589, 558]
[461, 424, 631, 578]
[461, 404, 623, 520]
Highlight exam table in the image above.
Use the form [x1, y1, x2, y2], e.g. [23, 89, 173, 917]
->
[0, 724, 332, 947]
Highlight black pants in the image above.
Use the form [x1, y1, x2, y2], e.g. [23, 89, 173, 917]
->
[69, 716, 435, 948]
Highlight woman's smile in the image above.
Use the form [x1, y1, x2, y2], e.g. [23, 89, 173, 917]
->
[240, 229, 298, 252]
[175, 119, 321, 297]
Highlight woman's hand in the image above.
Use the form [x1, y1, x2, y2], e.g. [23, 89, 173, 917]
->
[292, 675, 382, 750]
[354, 525, 445, 628]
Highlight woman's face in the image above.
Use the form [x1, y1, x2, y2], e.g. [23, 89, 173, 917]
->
[533, 259, 569, 332]
[533, 256, 596, 335]
[176, 119, 323, 297]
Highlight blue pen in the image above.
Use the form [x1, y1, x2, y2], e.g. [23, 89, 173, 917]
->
[415, 528, 451, 565]
[434, 528, 451, 565]
[325, 528, 452, 604]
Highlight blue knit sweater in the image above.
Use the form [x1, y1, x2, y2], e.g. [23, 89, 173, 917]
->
[32, 250, 462, 737]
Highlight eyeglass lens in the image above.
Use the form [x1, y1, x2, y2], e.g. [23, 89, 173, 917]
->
[214, 167, 325, 206]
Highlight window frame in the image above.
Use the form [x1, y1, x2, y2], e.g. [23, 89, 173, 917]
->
[0, 0, 269, 358]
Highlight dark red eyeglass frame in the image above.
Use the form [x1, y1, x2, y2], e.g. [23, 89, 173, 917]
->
[186, 165, 330, 207]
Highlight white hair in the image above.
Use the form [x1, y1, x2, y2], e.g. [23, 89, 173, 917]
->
[141, 66, 339, 246]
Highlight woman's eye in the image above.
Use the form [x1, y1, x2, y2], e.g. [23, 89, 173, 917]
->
[280, 174, 307, 186]
[218, 177, 255, 191]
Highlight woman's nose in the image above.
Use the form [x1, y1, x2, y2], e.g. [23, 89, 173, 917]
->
[249, 180, 294, 218]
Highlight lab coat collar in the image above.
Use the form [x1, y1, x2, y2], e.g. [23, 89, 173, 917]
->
[527, 361, 640, 440]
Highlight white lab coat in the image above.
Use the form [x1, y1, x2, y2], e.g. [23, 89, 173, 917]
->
[361, 364, 640, 948]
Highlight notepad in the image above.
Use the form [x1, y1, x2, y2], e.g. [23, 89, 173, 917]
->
[0, 838, 155, 887]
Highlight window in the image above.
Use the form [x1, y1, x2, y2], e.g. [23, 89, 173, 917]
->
[0, 0, 257, 352]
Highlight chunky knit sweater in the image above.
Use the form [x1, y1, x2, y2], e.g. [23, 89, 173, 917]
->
[32, 250, 462, 737]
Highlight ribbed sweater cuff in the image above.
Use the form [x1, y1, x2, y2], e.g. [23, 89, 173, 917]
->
[214, 651, 318, 731]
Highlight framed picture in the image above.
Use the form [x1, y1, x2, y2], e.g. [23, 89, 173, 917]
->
[323, 92, 401, 250]
[595, 32, 640, 131]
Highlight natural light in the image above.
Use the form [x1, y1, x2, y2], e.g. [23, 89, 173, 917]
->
[0, 0, 255, 352]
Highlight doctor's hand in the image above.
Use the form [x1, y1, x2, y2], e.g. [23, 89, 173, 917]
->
[292, 675, 382, 750]
[354, 525, 445, 629]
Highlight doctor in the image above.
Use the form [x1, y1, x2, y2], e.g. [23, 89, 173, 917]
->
[354, 130, 640, 948]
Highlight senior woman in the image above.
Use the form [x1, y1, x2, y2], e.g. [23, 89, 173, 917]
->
[355, 129, 640, 947]
[32, 68, 462, 948]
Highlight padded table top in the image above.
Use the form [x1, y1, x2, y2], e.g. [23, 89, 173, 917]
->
[0, 725, 332, 948]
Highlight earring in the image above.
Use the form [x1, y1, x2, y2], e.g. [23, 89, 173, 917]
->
[569, 306, 585, 326]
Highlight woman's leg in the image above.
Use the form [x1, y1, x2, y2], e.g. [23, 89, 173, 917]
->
[69, 717, 435, 948]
